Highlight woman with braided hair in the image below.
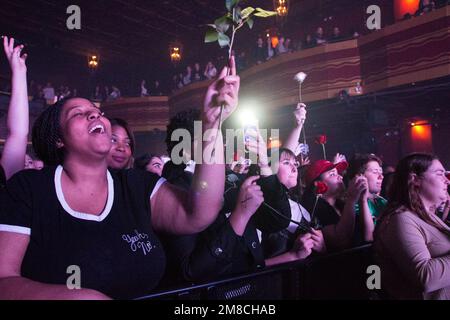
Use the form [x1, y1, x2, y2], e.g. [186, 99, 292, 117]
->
[0, 36, 30, 184]
[0, 57, 240, 299]
[374, 153, 450, 300]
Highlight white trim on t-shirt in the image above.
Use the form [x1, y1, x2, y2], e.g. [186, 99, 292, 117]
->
[54, 165, 114, 222]
[150, 178, 167, 200]
[287, 199, 311, 234]
[0, 224, 31, 235]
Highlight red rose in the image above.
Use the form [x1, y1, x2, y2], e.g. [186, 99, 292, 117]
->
[315, 134, 327, 145]
[313, 181, 328, 195]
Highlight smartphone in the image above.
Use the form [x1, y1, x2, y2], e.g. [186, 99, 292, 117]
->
[243, 124, 258, 153]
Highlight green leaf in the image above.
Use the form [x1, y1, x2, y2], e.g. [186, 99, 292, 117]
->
[226, 0, 239, 12]
[218, 32, 231, 48]
[205, 28, 219, 43]
[246, 17, 254, 29]
[215, 15, 231, 33]
[254, 8, 277, 18]
[233, 6, 242, 24]
[241, 7, 255, 20]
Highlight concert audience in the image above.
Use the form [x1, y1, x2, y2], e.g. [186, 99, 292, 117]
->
[0, 55, 240, 299]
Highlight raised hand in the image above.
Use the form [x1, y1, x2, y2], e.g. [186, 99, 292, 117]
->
[202, 55, 240, 128]
[333, 153, 346, 164]
[310, 229, 327, 254]
[3, 36, 27, 74]
[229, 175, 264, 236]
[235, 175, 264, 217]
[292, 232, 314, 260]
[299, 156, 310, 166]
[293, 103, 307, 127]
[245, 129, 269, 167]
[347, 175, 368, 204]
[358, 175, 370, 201]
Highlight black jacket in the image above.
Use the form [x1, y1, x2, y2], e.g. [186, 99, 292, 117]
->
[157, 166, 265, 287]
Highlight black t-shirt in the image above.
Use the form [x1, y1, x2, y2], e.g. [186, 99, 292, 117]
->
[301, 188, 341, 226]
[0, 166, 166, 299]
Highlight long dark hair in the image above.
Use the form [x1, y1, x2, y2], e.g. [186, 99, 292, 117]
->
[376, 153, 449, 234]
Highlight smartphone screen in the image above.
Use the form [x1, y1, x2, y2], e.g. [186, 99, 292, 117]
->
[243, 124, 258, 152]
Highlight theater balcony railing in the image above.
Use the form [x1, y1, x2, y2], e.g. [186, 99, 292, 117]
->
[101, 96, 170, 132]
[170, 5, 450, 115]
[100, 5, 450, 153]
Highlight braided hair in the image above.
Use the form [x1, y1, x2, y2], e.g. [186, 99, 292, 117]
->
[32, 98, 71, 166]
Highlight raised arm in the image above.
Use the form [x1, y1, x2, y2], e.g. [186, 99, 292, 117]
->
[151, 56, 240, 234]
[322, 176, 366, 251]
[181, 176, 264, 281]
[358, 176, 375, 242]
[246, 129, 272, 177]
[283, 103, 306, 153]
[1, 36, 29, 180]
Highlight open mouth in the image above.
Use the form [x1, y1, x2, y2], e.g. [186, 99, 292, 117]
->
[88, 124, 105, 134]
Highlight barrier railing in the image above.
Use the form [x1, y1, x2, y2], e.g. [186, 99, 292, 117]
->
[137, 244, 380, 300]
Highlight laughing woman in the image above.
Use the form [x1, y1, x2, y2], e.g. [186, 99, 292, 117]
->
[0, 58, 240, 299]
[374, 153, 450, 300]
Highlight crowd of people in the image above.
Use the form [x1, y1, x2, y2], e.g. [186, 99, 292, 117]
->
[0, 31, 449, 301]
[22, 81, 78, 105]
[171, 0, 450, 95]
[170, 24, 358, 94]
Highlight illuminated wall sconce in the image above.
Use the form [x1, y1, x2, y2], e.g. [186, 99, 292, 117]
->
[274, 0, 289, 17]
[169, 41, 183, 64]
[88, 55, 99, 69]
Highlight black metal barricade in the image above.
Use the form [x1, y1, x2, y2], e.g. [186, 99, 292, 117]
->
[136, 244, 379, 300]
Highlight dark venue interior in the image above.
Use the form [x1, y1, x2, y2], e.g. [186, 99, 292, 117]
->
[0, 0, 449, 303]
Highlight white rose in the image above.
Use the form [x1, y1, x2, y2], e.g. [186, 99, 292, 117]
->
[294, 72, 307, 83]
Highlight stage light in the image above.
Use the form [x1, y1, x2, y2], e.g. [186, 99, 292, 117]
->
[239, 108, 258, 127]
